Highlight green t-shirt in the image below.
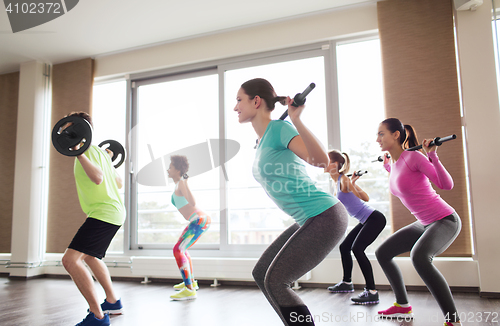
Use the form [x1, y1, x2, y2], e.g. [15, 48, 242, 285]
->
[252, 120, 338, 226]
[74, 145, 126, 226]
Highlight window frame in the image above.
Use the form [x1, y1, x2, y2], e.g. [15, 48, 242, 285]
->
[129, 68, 220, 251]
[119, 34, 381, 258]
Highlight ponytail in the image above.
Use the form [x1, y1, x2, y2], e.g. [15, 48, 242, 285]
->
[327, 150, 350, 174]
[382, 118, 421, 152]
[340, 152, 350, 173]
[274, 96, 287, 106]
[241, 78, 286, 111]
[403, 124, 419, 150]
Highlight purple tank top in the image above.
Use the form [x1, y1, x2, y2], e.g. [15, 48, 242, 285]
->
[336, 175, 374, 224]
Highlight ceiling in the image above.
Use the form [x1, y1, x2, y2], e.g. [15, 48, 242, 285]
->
[0, 0, 375, 75]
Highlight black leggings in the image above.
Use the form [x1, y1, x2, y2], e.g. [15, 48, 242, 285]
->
[339, 210, 386, 290]
[252, 203, 348, 325]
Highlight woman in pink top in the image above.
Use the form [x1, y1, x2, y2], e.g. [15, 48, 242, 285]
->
[375, 118, 462, 326]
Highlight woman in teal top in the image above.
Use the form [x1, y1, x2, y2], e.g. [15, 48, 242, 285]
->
[234, 78, 348, 326]
[167, 155, 211, 301]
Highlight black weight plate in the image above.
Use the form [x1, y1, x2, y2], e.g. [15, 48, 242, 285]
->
[51, 116, 93, 156]
[98, 139, 126, 169]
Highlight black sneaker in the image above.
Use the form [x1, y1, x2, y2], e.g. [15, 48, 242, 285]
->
[351, 288, 379, 305]
[327, 281, 354, 293]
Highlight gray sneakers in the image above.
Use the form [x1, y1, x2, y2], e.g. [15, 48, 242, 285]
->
[327, 281, 354, 293]
[351, 288, 379, 305]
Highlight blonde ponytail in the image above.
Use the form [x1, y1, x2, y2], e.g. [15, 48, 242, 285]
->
[339, 152, 351, 174]
[327, 149, 350, 174]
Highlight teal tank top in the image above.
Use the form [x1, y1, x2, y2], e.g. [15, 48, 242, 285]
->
[171, 192, 189, 209]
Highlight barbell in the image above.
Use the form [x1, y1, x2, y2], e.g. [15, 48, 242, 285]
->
[51, 116, 126, 168]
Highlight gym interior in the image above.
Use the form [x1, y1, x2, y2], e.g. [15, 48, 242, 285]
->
[1, 0, 500, 325]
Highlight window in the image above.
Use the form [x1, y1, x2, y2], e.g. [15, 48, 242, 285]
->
[336, 38, 391, 253]
[131, 72, 220, 249]
[92, 80, 127, 253]
[119, 38, 387, 255]
[224, 56, 329, 245]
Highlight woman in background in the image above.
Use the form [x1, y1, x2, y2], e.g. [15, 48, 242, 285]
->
[325, 150, 386, 305]
[168, 155, 211, 301]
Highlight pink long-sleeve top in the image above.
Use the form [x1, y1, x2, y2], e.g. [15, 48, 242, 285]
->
[384, 150, 454, 225]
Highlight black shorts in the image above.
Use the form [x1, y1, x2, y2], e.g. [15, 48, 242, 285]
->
[68, 217, 121, 259]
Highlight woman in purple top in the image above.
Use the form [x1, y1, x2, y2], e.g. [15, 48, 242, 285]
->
[375, 118, 462, 326]
[325, 150, 386, 305]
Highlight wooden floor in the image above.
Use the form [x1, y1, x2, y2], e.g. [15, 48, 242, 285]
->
[1, 276, 499, 326]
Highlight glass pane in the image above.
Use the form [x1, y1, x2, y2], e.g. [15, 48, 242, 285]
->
[135, 74, 220, 246]
[337, 39, 391, 253]
[225, 56, 328, 244]
[92, 80, 127, 253]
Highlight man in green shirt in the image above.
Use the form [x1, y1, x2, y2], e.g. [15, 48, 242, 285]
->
[60, 112, 126, 326]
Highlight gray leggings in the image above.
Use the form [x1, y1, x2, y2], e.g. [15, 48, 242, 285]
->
[375, 212, 462, 322]
[252, 203, 348, 325]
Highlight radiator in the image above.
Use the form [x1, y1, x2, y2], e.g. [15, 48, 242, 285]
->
[130, 257, 311, 281]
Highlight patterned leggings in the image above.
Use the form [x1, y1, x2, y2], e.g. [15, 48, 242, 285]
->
[173, 211, 211, 286]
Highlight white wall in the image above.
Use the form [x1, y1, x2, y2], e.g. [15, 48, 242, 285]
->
[94, 4, 378, 78]
[455, 1, 500, 293]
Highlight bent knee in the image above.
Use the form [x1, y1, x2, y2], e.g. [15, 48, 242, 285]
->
[62, 253, 79, 270]
[339, 242, 351, 253]
[351, 245, 367, 258]
[61, 255, 71, 270]
[264, 272, 289, 294]
[375, 246, 392, 263]
[410, 252, 433, 269]
[252, 265, 265, 285]
[173, 244, 185, 259]
[83, 255, 97, 264]
[253, 261, 273, 287]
